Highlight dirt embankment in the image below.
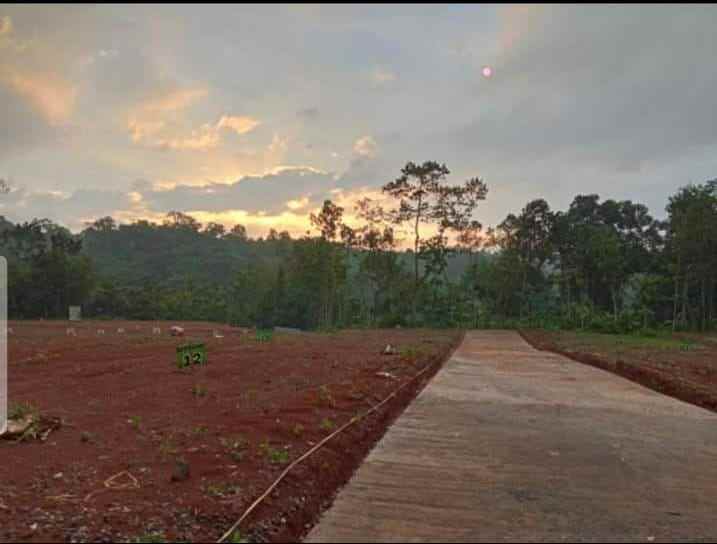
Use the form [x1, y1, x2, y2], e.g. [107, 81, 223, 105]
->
[519, 328, 717, 414]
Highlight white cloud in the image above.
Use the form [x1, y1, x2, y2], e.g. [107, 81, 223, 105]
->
[286, 196, 310, 210]
[0, 185, 133, 230]
[216, 115, 260, 135]
[141, 87, 208, 113]
[267, 133, 288, 155]
[128, 91, 261, 151]
[4, 71, 77, 126]
[151, 123, 222, 151]
[353, 136, 378, 159]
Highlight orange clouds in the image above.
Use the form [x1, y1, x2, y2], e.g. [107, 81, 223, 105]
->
[6, 71, 77, 126]
[0, 15, 77, 126]
[128, 118, 166, 143]
[150, 123, 222, 151]
[353, 136, 378, 158]
[216, 115, 261, 135]
[127, 88, 260, 152]
[141, 87, 208, 113]
[0, 15, 12, 36]
[286, 196, 310, 211]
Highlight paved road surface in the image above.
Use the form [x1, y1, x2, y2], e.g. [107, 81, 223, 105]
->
[306, 330, 717, 542]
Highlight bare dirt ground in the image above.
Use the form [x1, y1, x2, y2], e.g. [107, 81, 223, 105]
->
[0, 320, 462, 543]
[520, 328, 717, 413]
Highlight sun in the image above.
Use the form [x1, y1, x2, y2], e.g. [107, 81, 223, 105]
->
[481, 65, 493, 78]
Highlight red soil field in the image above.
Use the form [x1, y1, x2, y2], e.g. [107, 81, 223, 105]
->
[520, 328, 717, 414]
[0, 321, 462, 543]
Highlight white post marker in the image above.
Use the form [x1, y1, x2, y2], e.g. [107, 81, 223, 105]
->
[68, 305, 81, 321]
[1, 257, 7, 435]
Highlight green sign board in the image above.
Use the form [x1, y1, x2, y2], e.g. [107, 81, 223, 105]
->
[176, 342, 207, 369]
[255, 329, 273, 342]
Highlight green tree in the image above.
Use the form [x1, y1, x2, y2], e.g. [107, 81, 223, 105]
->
[667, 180, 717, 330]
[381, 161, 487, 323]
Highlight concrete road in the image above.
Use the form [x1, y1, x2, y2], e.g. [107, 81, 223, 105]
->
[306, 330, 717, 543]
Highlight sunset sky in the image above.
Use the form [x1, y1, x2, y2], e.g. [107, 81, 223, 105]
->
[1, 4, 716, 237]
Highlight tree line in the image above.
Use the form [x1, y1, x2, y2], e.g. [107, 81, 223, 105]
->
[1, 163, 715, 333]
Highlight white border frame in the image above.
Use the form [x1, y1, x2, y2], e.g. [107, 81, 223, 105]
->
[0, 257, 6, 435]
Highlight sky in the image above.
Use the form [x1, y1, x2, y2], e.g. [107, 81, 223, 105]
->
[1, 4, 717, 238]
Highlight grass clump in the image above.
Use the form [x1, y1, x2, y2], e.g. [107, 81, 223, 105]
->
[228, 530, 249, 543]
[8, 401, 37, 421]
[192, 424, 209, 435]
[204, 481, 241, 499]
[130, 531, 167, 543]
[220, 435, 249, 462]
[317, 385, 335, 408]
[319, 417, 335, 431]
[291, 423, 304, 437]
[128, 415, 142, 430]
[258, 440, 290, 465]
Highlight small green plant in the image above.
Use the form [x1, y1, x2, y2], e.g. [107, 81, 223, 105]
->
[320, 417, 335, 431]
[191, 384, 207, 398]
[8, 401, 37, 421]
[220, 435, 249, 462]
[258, 440, 290, 465]
[192, 424, 209, 435]
[204, 481, 241, 499]
[128, 415, 142, 430]
[318, 385, 335, 408]
[8, 402, 41, 441]
[292, 423, 304, 437]
[131, 531, 167, 543]
[228, 530, 249, 543]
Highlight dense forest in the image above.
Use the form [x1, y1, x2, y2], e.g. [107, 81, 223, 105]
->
[2, 162, 716, 333]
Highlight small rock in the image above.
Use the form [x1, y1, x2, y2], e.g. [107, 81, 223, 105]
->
[80, 432, 93, 443]
[382, 344, 397, 355]
[53, 472, 63, 479]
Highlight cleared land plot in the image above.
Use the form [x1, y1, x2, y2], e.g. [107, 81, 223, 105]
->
[0, 320, 461, 543]
[521, 329, 717, 413]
